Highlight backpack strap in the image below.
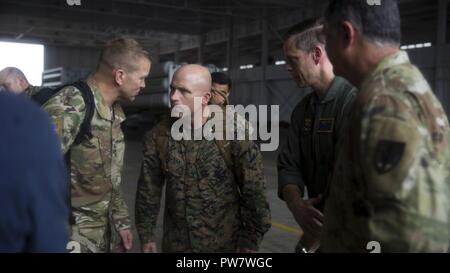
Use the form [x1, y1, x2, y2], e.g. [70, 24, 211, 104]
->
[31, 86, 65, 105]
[71, 81, 95, 145]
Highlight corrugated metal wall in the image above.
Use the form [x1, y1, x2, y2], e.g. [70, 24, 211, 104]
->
[228, 46, 450, 123]
[43, 44, 449, 121]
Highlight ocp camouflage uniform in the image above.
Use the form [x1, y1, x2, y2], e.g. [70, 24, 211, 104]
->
[24, 85, 41, 97]
[42, 78, 131, 253]
[135, 116, 271, 252]
[322, 51, 450, 252]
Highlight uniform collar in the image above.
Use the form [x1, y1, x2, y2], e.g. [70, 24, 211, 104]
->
[361, 50, 410, 88]
[87, 77, 125, 123]
[312, 76, 346, 104]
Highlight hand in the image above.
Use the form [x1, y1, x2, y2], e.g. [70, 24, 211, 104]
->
[117, 229, 133, 253]
[141, 241, 157, 253]
[288, 195, 324, 238]
[236, 247, 257, 253]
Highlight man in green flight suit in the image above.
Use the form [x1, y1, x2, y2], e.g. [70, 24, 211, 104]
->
[277, 17, 356, 253]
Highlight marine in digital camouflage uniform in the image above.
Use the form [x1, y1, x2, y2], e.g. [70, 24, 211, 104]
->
[43, 78, 131, 253]
[321, 0, 450, 252]
[135, 64, 271, 253]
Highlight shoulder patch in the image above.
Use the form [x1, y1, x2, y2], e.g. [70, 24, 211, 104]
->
[374, 140, 405, 174]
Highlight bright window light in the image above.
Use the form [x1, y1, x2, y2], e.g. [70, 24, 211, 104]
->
[275, 60, 286, 66]
[240, 64, 254, 70]
[400, 42, 432, 51]
[0, 41, 44, 86]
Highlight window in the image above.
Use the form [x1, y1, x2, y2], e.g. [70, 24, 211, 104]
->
[0, 41, 44, 86]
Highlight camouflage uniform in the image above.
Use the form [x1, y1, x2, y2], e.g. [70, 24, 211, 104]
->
[43, 78, 131, 253]
[277, 76, 356, 207]
[321, 51, 450, 252]
[24, 85, 41, 97]
[135, 117, 271, 252]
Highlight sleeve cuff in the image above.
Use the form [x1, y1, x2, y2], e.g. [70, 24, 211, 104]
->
[114, 217, 131, 231]
[277, 172, 305, 200]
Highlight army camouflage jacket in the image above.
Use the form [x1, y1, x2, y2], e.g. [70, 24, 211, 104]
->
[23, 85, 41, 97]
[42, 78, 131, 232]
[277, 76, 356, 207]
[135, 118, 271, 252]
[322, 51, 450, 252]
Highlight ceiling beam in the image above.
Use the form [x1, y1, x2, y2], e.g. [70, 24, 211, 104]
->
[0, 1, 202, 34]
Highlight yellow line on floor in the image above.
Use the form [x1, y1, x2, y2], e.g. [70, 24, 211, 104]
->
[271, 221, 303, 236]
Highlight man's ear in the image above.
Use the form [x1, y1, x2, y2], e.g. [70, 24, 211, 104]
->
[311, 45, 324, 65]
[114, 68, 126, 86]
[202, 92, 211, 105]
[19, 77, 29, 90]
[342, 20, 356, 49]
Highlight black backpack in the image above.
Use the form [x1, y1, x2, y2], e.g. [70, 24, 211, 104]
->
[32, 81, 95, 145]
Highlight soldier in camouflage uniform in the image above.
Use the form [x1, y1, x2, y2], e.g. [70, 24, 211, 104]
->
[135, 64, 271, 253]
[0, 67, 40, 96]
[277, 18, 356, 253]
[43, 38, 152, 253]
[321, 0, 450, 252]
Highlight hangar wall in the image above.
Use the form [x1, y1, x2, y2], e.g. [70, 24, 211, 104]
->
[42, 43, 450, 122]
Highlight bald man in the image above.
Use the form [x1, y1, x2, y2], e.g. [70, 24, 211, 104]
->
[135, 64, 271, 253]
[0, 67, 40, 96]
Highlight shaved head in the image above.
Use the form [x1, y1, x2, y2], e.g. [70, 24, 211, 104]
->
[0, 67, 30, 94]
[173, 64, 212, 95]
[170, 64, 213, 117]
[0, 67, 27, 82]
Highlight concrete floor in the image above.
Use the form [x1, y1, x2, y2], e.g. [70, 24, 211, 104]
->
[121, 127, 301, 253]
